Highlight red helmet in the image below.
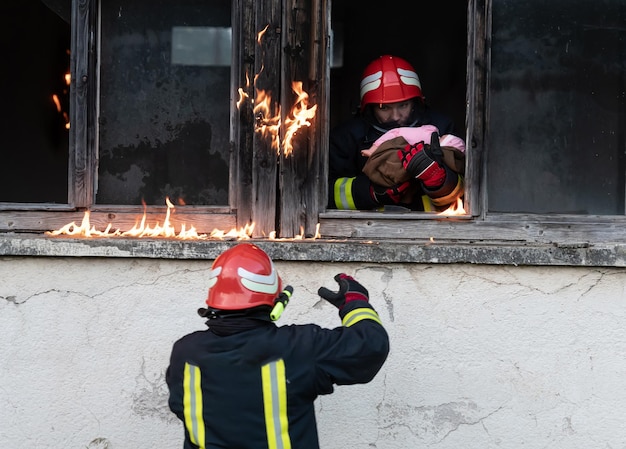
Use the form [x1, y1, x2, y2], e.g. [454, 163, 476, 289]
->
[359, 55, 424, 111]
[205, 243, 282, 310]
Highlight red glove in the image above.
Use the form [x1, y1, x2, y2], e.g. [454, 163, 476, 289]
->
[370, 181, 411, 205]
[317, 273, 369, 309]
[397, 131, 446, 187]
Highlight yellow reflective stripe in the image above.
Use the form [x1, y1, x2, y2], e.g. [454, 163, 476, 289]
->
[333, 177, 357, 210]
[422, 194, 433, 212]
[262, 359, 291, 449]
[342, 308, 383, 327]
[183, 363, 205, 448]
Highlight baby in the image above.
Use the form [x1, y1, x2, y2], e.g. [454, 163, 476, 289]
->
[360, 125, 466, 204]
[360, 125, 466, 157]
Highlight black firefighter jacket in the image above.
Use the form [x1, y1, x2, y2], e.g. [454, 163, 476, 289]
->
[166, 300, 390, 449]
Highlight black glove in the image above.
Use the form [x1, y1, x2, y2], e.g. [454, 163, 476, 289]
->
[398, 131, 446, 187]
[318, 273, 369, 309]
[370, 180, 411, 205]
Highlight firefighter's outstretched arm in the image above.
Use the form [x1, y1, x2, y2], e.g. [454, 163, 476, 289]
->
[317, 273, 389, 384]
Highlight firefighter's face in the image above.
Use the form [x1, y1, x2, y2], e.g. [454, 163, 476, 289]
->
[372, 100, 413, 127]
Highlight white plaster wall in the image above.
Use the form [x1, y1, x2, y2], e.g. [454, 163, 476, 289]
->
[1, 257, 626, 449]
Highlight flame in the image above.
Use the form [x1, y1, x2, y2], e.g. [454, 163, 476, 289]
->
[437, 198, 466, 216]
[45, 198, 251, 240]
[209, 223, 255, 240]
[257, 24, 269, 44]
[237, 87, 249, 109]
[247, 82, 317, 156]
[253, 89, 281, 151]
[52, 50, 71, 130]
[283, 82, 317, 157]
[52, 94, 62, 112]
[46, 198, 320, 241]
[245, 78, 317, 157]
[267, 223, 321, 240]
[237, 25, 317, 157]
[120, 197, 183, 238]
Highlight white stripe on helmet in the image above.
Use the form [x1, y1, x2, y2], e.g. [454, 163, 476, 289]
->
[360, 70, 382, 99]
[207, 266, 222, 289]
[238, 263, 279, 294]
[397, 67, 422, 89]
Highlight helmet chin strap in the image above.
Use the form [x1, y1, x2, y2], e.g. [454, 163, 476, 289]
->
[198, 305, 272, 321]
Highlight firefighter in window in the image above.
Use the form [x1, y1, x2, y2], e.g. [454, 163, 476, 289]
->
[166, 243, 389, 449]
[329, 54, 466, 212]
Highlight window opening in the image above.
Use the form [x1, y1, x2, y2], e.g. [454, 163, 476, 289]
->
[328, 0, 468, 214]
[0, 1, 71, 204]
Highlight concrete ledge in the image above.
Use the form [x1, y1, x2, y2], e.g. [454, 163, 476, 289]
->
[2, 233, 626, 267]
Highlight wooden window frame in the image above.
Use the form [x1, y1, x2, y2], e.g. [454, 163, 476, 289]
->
[2, 0, 626, 264]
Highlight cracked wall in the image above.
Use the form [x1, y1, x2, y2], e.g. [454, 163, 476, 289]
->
[1, 257, 626, 448]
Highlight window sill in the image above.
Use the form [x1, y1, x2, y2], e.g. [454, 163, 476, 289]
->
[1, 233, 626, 267]
[319, 211, 626, 246]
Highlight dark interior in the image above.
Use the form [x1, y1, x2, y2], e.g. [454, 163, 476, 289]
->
[330, 0, 468, 136]
[0, 1, 70, 203]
